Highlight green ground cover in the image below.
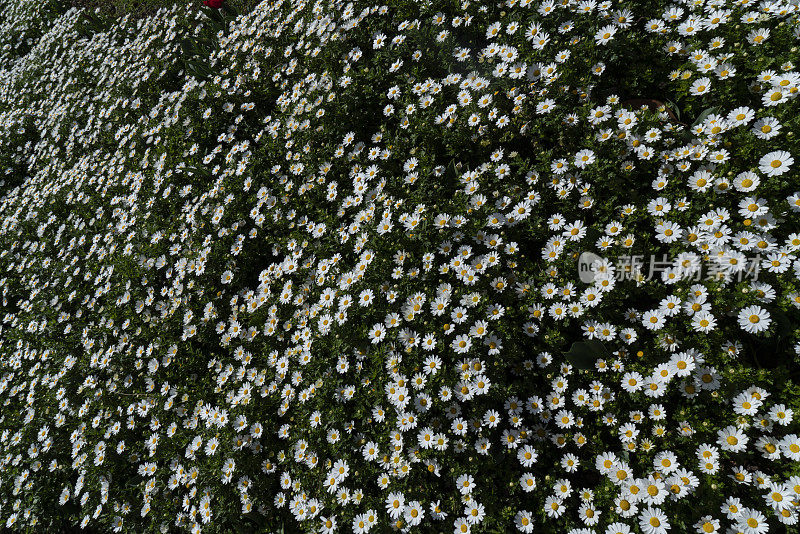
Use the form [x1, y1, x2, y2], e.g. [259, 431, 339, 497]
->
[0, 0, 799, 532]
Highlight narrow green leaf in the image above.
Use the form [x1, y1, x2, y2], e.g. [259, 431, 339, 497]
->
[691, 106, 719, 128]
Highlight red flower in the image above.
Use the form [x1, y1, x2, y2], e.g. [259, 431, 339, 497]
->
[203, 0, 224, 7]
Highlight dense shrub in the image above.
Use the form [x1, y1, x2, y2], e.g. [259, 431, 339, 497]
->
[0, 0, 799, 532]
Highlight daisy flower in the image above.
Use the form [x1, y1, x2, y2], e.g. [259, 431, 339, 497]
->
[737, 305, 772, 333]
[779, 434, 800, 460]
[768, 404, 793, 425]
[758, 150, 793, 176]
[727, 106, 754, 126]
[692, 311, 717, 333]
[752, 117, 781, 139]
[690, 77, 712, 95]
[594, 24, 617, 44]
[641, 310, 666, 330]
[718, 425, 749, 452]
[639, 506, 670, 534]
[736, 508, 769, 534]
[514, 510, 534, 532]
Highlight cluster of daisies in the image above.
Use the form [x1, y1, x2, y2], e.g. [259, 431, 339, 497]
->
[0, 0, 798, 532]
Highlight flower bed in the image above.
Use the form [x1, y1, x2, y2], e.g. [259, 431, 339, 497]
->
[0, 0, 799, 532]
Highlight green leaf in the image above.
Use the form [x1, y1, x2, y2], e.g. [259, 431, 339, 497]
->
[83, 11, 103, 28]
[126, 474, 144, 488]
[204, 8, 226, 31]
[773, 309, 792, 340]
[222, 2, 239, 17]
[197, 37, 217, 53]
[186, 59, 213, 79]
[664, 98, 681, 121]
[563, 340, 610, 370]
[182, 166, 211, 177]
[446, 159, 458, 184]
[180, 39, 197, 58]
[690, 106, 719, 128]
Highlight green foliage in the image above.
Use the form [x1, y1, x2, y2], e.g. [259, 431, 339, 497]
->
[0, 0, 799, 533]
